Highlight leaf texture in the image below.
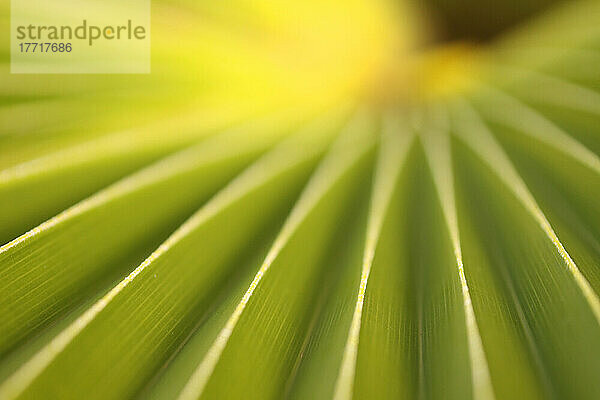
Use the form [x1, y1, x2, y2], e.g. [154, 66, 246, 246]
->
[1, 0, 600, 399]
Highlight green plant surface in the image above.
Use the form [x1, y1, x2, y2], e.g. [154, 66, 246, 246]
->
[0, 114, 316, 355]
[0, 113, 344, 399]
[1, 0, 600, 399]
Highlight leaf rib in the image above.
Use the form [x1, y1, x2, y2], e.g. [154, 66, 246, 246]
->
[489, 65, 600, 115]
[177, 111, 377, 400]
[332, 114, 413, 400]
[471, 85, 600, 175]
[0, 113, 309, 355]
[0, 115, 337, 400]
[451, 98, 600, 324]
[420, 104, 495, 400]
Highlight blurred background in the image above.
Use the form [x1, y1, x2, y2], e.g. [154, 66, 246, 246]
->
[0, 0, 581, 242]
[1, 0, 570, 122]
[423, 0, 567, 41]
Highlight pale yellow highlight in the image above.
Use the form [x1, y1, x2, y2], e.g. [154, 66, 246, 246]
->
[177, 112, 377, 400]
[0, 101, 305, 185]
[452, 98, 600, 325]
[421, 105, 495, 400]
[490, 65, 600, 116]
[475, 84, 600, 175]
[0, 108, 318, 257]
[0, 112, 343, 400]
[332, 115, 413, 400]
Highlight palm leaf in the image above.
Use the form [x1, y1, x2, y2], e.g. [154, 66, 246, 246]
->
[1, 0, 600, 399]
